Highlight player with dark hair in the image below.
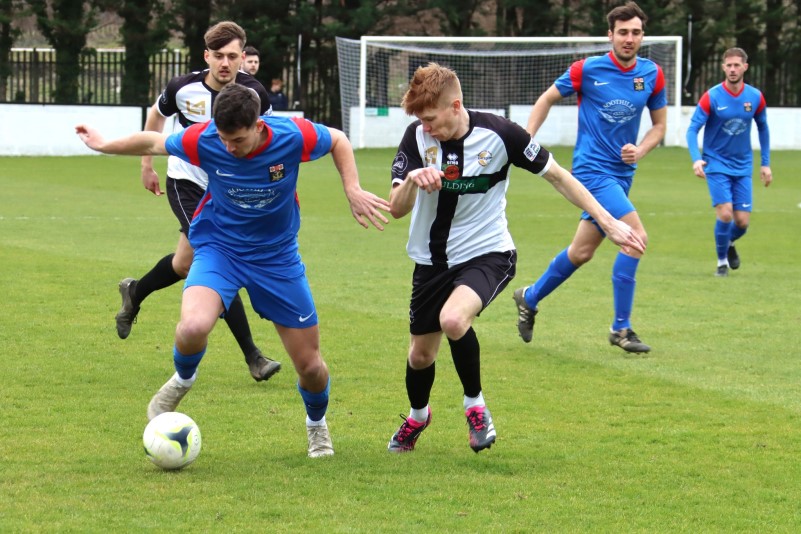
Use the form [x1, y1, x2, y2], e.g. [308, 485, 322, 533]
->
[386, 62, 645, 453]
[119, 21, 280, 382]
[77, 83, 391, 458]
[686, 47, 772, 277]
[243, 45, 260, 76]
[513, 1, 666, 354]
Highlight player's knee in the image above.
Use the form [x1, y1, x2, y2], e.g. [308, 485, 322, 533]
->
[439, 312, 470, 340]
[637, 228, 649, 248]
[569, 246, 595, 265]
[408, 349, 436, 370]
[176, 317, 212, 345]
[293, 353, 325, 379]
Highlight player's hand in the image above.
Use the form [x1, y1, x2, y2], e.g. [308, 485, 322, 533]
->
[346, 187, 391, 230]
[141, 167, 162, 196]
[604, 219, 646, 255]
[760, 166, 772, 187]
[620, 143, 641, 165]
[692, 160, 707, 179]
[75, 124, 105, 152]
[409, 167, 444, 193]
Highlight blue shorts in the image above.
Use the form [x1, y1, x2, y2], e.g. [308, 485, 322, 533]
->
[185, 244, 317, 328]
[706, 173, 753, 212]
[575, 174, 635, 223]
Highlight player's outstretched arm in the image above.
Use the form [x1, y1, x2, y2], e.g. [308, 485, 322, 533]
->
[328, 128, 390, 231]
[141, 104, 168, 195]
[75, 125, 169, 156]
[542, 160, 646, 254]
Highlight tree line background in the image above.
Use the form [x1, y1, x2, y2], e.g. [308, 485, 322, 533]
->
[1, 0, 800, 128]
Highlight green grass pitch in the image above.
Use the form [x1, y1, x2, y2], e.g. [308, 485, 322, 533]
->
[0, 146, 800, 531]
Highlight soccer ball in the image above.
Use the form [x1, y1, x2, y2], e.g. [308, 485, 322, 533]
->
[143, 412, 202, 470]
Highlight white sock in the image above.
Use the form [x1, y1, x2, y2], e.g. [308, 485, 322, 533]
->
[307, 415, 327, 427]
[409, 406, 429, 424]
[717, 259, 729, 267]
[173, 372, 196, 387]
[464, 392, 485, 410]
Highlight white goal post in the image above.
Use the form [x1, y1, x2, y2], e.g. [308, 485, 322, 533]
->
[336, 36, 682, 149]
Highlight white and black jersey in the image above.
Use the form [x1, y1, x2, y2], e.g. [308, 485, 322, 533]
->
[155, 70, 271, 188]
[391, 110, 553, 267]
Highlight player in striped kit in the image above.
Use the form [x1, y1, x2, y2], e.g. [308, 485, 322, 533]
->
[686, 47, 772, 277]
[386, 63, 645, 453]
[513, 2, 666, 354]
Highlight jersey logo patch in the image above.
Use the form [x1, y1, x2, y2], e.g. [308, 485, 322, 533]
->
[633, 77, 644, 91]
[425, 146, 438, 167]
[744, 102, 752, 112]
[524, 139, 541, 161]
[392, 152, 408, 175]
[599, 99, 637, 124]
[270, 164, 285, 181]
[477, 150, 492, 167]
[184, 99, 207, 116]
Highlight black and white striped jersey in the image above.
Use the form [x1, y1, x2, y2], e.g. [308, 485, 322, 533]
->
[391, 110, 553, 267]
[155, 70, 271, 188]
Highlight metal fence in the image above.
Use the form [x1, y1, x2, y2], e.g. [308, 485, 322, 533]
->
[3, 48, 189, 105]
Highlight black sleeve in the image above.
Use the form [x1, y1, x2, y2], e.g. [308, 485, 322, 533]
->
[391, 121, 424, 185]
[477, 112, 552, 175]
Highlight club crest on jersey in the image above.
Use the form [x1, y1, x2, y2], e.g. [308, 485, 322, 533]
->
[424, 146, 438, 167]
[633, 77, 644, 91]
[744, 102, 752, 112]
[269, 163, 285, 181]
[477, 150, 492, 167]
[524, 139, 541, 161]
[185, 99, 207, 116]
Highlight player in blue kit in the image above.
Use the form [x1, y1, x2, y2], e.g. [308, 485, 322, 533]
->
[513, 1, 666, 353]
[686, 47, 772, 277]
[76, 84, 391, 458]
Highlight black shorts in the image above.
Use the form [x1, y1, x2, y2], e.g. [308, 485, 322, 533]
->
[166, 177, 205, 234]
[409, 250, 516, 335]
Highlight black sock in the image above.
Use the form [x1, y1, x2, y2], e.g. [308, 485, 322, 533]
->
[448, 327, 481, 398]
[224, 293, 259, 361]
[134, 253, 181, 305]
[406, 360, 435, 410]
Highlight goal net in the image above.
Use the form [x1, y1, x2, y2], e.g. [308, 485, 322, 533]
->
[336, 36, 682, 149]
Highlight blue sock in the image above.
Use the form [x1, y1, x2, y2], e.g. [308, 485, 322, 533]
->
[525, 248, 578, 308]
[715, 219, 733, 261]
[298, 378, 330, 423]
[611, 253, 639, 331]
[173, 346, 205, 379]
[730, 224, 747, 243]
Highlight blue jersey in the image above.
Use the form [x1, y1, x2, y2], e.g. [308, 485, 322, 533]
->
[165, 116, 333, 262]
[686, 82, 770, 175]
[554, 52, 666, 184]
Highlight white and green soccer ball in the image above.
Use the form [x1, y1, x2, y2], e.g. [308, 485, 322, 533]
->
[143, 412, 202, 470]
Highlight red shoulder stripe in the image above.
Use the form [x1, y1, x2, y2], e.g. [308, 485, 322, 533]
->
[290, 117, 318, 162]
[182, 121, 210, 167]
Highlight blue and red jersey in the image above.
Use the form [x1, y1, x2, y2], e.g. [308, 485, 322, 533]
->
[165, 115, 332, 261]
[554, 51, 666, 184]
[686, 82, 770, 175]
